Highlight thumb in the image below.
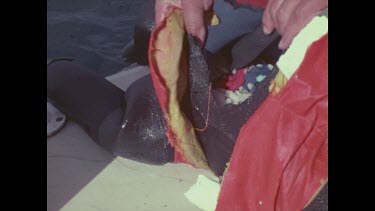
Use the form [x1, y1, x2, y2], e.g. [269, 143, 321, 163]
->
[155, 0, 182, 25]
[182, 0, 213, 46]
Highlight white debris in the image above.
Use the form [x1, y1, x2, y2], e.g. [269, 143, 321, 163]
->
[239, 86, 250, 94]
[247, 83, 254, 91]
[256, 75, 267, 82]
[224, 90, 252, 105]
[244, 66, 253, 74]
[228, 91, 239, 101]
[121, 120, 128, 129]
[225, 98, 233, 104]
[267, 64, 274, 70]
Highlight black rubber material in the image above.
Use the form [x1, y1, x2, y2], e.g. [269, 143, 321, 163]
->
[184, 36, 279, 176]
[47, 61, 125, 146]
[304, 183, 328, 211]
[230, 25, 281, 70]
[47, 61, 175, 165]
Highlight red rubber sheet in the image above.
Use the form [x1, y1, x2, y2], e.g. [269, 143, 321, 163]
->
[216, 34, 328, 211]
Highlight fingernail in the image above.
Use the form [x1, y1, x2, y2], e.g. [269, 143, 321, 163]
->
[263, 25, 271, 34]
[195, 36, 204, 48]
[278, 40, 286, 49]
[197, 28, 206, 48]
[191, 35, 204, 48]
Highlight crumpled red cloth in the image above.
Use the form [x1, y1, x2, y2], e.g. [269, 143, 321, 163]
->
[216, 34, 328, 211]
[226, 67, 246, 91]
[212, 67, 247, 91]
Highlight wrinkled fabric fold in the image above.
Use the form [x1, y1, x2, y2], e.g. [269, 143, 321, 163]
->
[148, 9, 210, 170]
[216, 34, 327, 211]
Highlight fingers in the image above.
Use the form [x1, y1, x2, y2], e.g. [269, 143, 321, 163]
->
[279, 0, 328, 49]
[155, 0, 181, 25]
[182, 0, 213, 46]
[263, 0, 284, 34]
[262, 0, 276, 34]
[277, 13, 307, 49]
[274, 0, 300, 35]
[155, 0, 213, 47]
[263, 0, 328, 49]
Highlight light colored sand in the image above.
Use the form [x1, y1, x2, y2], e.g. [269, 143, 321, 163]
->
[47, 65, 218, 211]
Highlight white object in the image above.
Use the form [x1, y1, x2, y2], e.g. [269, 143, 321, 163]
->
[47, 101, 66, 137]
[276, 16, 328, 79]
[247, 83, 254, 91]
[184, 174, 221, 211]
[225, 90, 252, 105]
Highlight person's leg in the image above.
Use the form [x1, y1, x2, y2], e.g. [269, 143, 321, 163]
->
[47, 61, 175, 164]
[109, 74, 175, 164]
[47, 61, 124, 146]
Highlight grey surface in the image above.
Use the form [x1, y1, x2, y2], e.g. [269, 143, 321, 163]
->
[47, 68, 217, 211]
[47, 121, 212, 211]
[47, 122, 115, 211]
[47, 0, 148, 77]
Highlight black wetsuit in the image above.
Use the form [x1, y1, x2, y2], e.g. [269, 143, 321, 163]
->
[47, 0, 272, 175]
[47, 35, 277, 174]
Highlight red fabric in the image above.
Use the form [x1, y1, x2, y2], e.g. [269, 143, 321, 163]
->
[226, 68, 246, 91]
[212, 68, 247, 90]
[148, 8, 187, 164]
[235, 0, 268, 8]
[216, 34, 328, 211]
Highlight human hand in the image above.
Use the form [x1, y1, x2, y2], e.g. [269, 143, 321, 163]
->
[262, 0, 328, 49]
[155, 0, 214, 46]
